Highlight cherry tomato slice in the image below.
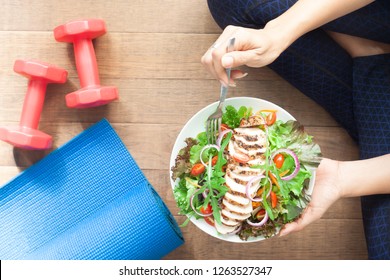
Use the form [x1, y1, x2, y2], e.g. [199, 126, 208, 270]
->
[256, 209, 266, 220]
[266, 112, 277, 126]
[200, 203, 213, 215]
[271, 191, 278, 208]
[220, 124, 230, 131]
[211, 155, 218, 166]
[204, 216, 215, 227]
[233, 153, 250, 164]
[273, 153, 285, 169]
[190, 163, 205, 176]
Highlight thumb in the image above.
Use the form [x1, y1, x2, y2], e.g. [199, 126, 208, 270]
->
[279, 204, 319, 237]
[222, 50, 256, 68]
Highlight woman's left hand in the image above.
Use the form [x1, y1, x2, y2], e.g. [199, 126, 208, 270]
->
[279, 158, 342, 236]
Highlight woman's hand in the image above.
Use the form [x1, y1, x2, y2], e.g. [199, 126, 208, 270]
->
[279, 158, 343, 236]
[201, 24, 290, 86]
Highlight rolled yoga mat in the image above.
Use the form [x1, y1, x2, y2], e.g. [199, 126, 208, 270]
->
[0, 119, 184, 259]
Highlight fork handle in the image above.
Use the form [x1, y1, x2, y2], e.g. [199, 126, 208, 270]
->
[217, 85, 228, 111]
[217, 38, 235, 111]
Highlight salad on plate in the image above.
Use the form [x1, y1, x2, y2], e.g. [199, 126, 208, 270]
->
[170, 99, 322, 241]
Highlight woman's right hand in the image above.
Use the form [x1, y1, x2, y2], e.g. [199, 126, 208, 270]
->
[201, 0, 376, 87]
[201, 24, 291, 86]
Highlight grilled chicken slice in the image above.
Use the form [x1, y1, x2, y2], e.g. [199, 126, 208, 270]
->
[225, 175, 259, 197]
[239, 115, 265, 127]
[228, 164, 263, 177]
[224, 191, 250, 206]
[234, 127, 267, 142]
[215, 219, 240, 234]
[223, 199, 252, 215]
[221, 208, 251, 221]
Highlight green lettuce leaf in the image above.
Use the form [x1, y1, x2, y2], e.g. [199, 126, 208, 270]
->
[171, 137, 197, 181]
[268, 120, 322, 168]
[189, 132, 209, 164]
[173, 178, 196, 215]
[222, 105, 251, 128]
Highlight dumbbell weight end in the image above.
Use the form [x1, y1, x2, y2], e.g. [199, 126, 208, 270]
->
[0, 126, 52, 150]
[0, 60, 67, 150]
[66, 86, 118, 109]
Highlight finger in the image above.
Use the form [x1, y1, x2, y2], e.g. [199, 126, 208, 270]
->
[230, 69, 248, 80]
[279, 205, 321, 237]
[201, 51, 220, 81]
[279, 221, 298, 237]
[222, 49, 268, 69]
[212, 46, 231, 86]
[209, 27, 243, 85]
[201, 27, 239, 84]
[201, 25, 240, 65]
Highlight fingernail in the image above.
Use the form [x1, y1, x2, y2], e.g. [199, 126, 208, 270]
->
[236, 72, 248, 79]
[229, 82, 236, 87]
[219, 80, 228, 87]
[222, 56, 234, 68]
[279, 230, 287, 237]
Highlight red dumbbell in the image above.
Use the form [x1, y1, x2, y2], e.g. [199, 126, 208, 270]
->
[0, 60, 68, 150]
[54, 19, 118, 109]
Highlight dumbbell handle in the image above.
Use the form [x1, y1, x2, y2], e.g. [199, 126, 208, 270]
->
[74, 38, 100, 88]
[20, 79, 47, 130]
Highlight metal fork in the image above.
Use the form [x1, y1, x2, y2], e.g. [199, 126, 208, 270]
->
[206, 37, 235, 144]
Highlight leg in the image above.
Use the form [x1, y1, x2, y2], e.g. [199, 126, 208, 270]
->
[323, 0, 390, 44]
[353, 54, 390, 259]
[207, 0, 390, 43]
[327, 32, 390, 58]
[325, 32, 390, 260]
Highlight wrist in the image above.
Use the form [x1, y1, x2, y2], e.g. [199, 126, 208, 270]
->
[337, 160, 363, 198]
[317, 158, 344, 200]
[263, 20, 295, 53]
[264, 9, 311, 51]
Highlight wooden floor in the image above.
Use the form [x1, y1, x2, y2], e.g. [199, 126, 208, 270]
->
[0, 0, 367, 259]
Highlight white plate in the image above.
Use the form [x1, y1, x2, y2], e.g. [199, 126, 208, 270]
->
[170, 97, 315, 243]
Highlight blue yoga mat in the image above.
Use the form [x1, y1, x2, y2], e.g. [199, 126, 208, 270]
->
[0, 119, 183, 260]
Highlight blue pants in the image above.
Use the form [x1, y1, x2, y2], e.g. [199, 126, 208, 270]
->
[207, 0, 390, 259]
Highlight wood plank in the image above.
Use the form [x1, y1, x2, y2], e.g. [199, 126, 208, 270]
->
[0, 32, 278, 81]
[0, 0, 221, 34]
[0, 123, 358, 169]
[0, 79, 340, 127]
[164, 218, 367, 259]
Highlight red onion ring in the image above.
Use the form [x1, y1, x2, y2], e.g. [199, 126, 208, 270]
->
[202, 189, 219, 199]
[245, 175, 272, 202]
[199, 144, 220, 167]
[190, 190, 213, 217]
[216, 129, 233, 147]
[271, 148, 300, 180]
[228, 224, 242, 235]
[246, 211, 269, 227]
